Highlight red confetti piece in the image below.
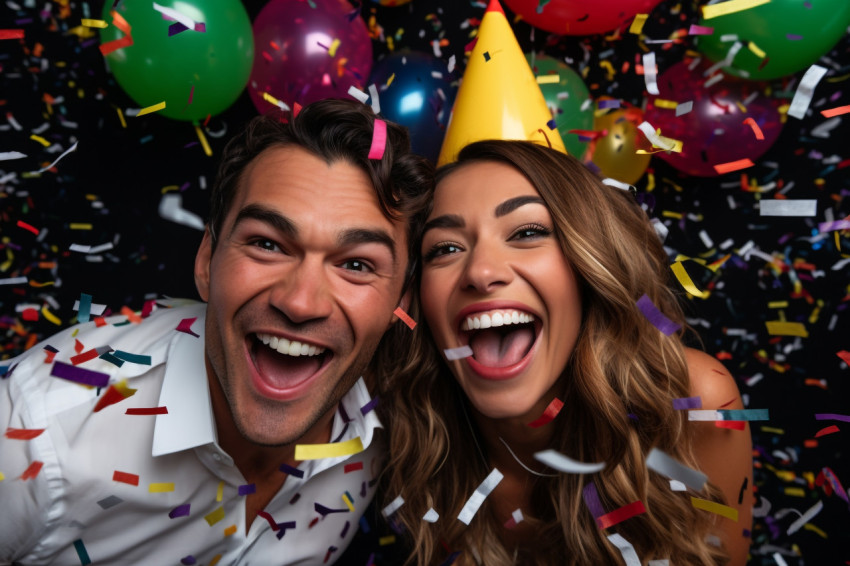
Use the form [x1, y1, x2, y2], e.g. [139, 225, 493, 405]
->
[293, 102, 303, 118]
[43, 349, 57, 363]
[22, 308, 38, 321]
[742, 118, 765, 140]
[344, 461, 364, 474]
[93, 384, 134, 412]
[70, 349, 99, 365]
[74, 339, 84, 354]
[393, 307, 416, 330]
[715, 420, 746, 430]
[257, 510, 280, 531]
[368, 119, 387, 160]
[527, 397, 564, 427]
[0, 29, 25, 40]
[815, 425, 840, 438]
[596, 500, 646, 529]
[176, 317, 200, 337]
[837, 350, 850, 365]
[821, 105, 850, 118]
[16, 220, 39, 235]
[94, 316, 107, 327]
[713, 159, 754, 174]
[121, 306, 142, 324]
[113, 470, 140, 485]
[5, 427, 45, 440]
[21, 461, 44, 480]
[99, 34, 133, 56]
[125, 407, 168, 415]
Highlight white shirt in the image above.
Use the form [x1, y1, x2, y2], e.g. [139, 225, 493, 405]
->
[0, 302, 384, 566]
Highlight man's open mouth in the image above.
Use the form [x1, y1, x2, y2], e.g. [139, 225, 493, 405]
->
[459, 309, 539, 368]
[250, 332, 332, 390]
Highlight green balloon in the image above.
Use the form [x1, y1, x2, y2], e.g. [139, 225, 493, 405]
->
[696, 0, 850, 81]
[525, 53, 593, 160]
[100, 0, 254, 121]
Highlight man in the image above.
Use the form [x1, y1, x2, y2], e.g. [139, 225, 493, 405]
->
[0, 99, 432, 565]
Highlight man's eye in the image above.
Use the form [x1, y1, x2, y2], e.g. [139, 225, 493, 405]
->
[251, 239, 280, 252]
[341, 259, 373, 273]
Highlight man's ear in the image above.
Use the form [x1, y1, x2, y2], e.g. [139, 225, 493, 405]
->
[194, 227, 213, 302]
[389, 288, 413, 330]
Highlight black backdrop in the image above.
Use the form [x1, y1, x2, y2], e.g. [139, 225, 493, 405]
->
[1, 1, 848, 563]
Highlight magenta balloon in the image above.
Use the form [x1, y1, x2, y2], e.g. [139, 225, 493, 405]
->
[503, 0, 663, 35]
[643, 61, 783, 177]
[249, 0, 372, 113]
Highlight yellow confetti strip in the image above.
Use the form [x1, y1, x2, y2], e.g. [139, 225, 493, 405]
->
[0, 471, 5, 481]
[765, 321, 809, 338]
[784, 487, 806, 497]
[701, 0, 771, 20]
[161, 185, 179, 194]
[768, 301, 788, 308]
[208, 555, 222, 566]
[342, 493, 355, 512]
[205, 506, 225, 526]
[535, 74, 560, 84]
[328, 38, 341, 57]
[690, 497, 738, 521]
[378, 535, 396, 546]
[662, 211, 683, 219]
[804, 523, 827, 538]
[41, 305, 61, 325]
[149, 482, 175, 493]
[69, 223, 92, 230]
[136, 101, 166, 117]
[653, 99, 678, 109]
[262, 91, 284, 108]
[747, 41, 766, 59]
[30, 134, 51, 147]
[629, 13, 648, 34]
[386, 73, 396, 86]
[670, 261, 710, 299]
[294, 436, 364, 461]
[761, 426, 785, 434]
[216, 480, 224, 502]
[116, 107, 127, 129]
[224, 525, 237, 537]
[194, 125, 212, 157]
[81, 18, 108, 28]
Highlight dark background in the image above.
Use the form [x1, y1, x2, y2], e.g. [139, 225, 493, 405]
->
[1, 0, 848, 563]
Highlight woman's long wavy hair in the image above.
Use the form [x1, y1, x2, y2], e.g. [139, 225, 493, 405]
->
[377, 140, 729, 565]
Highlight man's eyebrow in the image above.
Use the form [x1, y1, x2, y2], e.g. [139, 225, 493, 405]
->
[339, 228, 398, 266]
[422, 214, 465, 236]
[494, 196, 546, 218]
[230, 203, 297, 239]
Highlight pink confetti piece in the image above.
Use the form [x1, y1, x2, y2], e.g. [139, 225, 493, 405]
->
[688, 24, 714, 35]
[367, 119, 387, 160]
[176, 317, 200, 337]
[393, 306, 416, 330]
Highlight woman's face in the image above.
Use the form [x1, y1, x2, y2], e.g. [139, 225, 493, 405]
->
[421, 160, 582, 421]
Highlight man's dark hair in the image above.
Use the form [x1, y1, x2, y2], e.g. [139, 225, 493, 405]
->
[208, 98, 434, 288]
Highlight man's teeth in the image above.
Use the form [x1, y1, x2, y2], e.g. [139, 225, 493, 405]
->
[461, 310, 535, 331]
[256, 333, 325, 357]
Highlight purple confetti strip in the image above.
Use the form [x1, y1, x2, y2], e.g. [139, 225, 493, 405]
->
[672, 396, 702, 410]
[50, 360, 109, 388]
[340, 520, 350, 538]
[546, 118, 557, 130]
[167, 21, 206, 36]
[786, 34, 804, 41]
[815, 413, 850, 423]
[180, 556, 196, 565]
[818, 219, 850, 232]
[582, 481, 605, 519]
[169, 503, 191, 519]
[315, 503, 348, 517]
[598, 99, 621, 109]
[279, 463, 304, 479]
[636, 294, 681, 336]
[360, 396, 379, 416]
[238, 483, 256, 496]
[275, 520, 296, 540]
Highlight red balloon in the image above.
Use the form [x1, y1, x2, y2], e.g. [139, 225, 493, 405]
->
[643, 61, 783, 177]
[503, 0, 663, 35]
[248, 0, 372, 113]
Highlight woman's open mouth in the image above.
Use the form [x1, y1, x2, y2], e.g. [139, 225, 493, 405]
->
[458, 309, 540, 379]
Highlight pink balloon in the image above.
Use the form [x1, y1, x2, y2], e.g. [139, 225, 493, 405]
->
[503, 0, 663, 36]
[643, 60, 783, 177]
[248, 0, 372, 113]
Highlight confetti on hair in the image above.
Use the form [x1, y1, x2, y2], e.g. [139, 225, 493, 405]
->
[788, 65, 828, 119]
[457, 468, 503, 525]
[636, 294, 681, 335]
[597, 500, 646, 529]
[382, 494, 404, 517]
[294, 436, 364, 460]
[347, 85, 370, 104]
[51, 360, 109, 388]
[5, 427, 45, 440]
[582, 481, 606, 519]
[368, 119, 387, 160]
[443, 345, 473, 360]
[646, 448, 708, 491]
[672, 396, 702, 410]
[691, 496, 738, 521]
[701, 0, 770, 19]
[423, 507, 440, 523]
[527, 397, 564, 428]
[607, 533, 642, 566]
[393, 306, 416, 329]
[534, 449, 605, 474]
[503, 508, 524, 529]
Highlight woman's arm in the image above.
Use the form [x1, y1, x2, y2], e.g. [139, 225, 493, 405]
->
[685, 348, 754, 566]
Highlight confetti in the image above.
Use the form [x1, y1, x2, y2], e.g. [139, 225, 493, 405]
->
[125, 407, 168, 415]
[367, 119, 387, 160]
[393, 306, 416, 329]
[815, 414, 850, 423]
[527, 397, 564, 428]
[204, 506, 225, 526]
[176, 317, 200, 337]
[628, 14, 648, 34]
[50, 360, 109, 388]
[636, 294, 681, 335]
[169, 503, 191, 518]
[457, 468, 503, 525]
[742, 117, 765, 140]
[701, 0, 771, 19]
[690, 496, 738, 521]
[20, 461, 44, 480]
[443, 345, 473, 360]
[0, 29, 25, 40]
[73, 539, 92, 565]
[5, 427, 45, 440]
[153, 2, 196, 30]
[81, 19, 108, 28]
[423, 508, 439, 522]
[688, 24, 714, 35]
[672, 396, 702, 410]
[713, 159, 754, 174]
[533, 449, 605, 474]
[135, 101, 167, 117]
[765, 321, 809, 337]
[294, 436, 364, 460]
[820, 105, 850, 118]
[149, 482, 175, 493]
[642, 52, 660, 95]
[382, 494, 404, 516]
[607, 533, 642, 566]
[29, 141, 78, 174]
[646, 448, 708, 491]
[597, 500, 646, 529]
[759, 200, 817, 217]
[787, 65, 828, 120]
[113, 471, 140, 485]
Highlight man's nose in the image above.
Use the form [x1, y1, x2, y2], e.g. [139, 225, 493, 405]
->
[269, 257, 334, 324]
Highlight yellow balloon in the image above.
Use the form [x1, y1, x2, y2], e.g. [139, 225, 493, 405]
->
[589, 109, 651, 185]
[437, 0, 565, 166]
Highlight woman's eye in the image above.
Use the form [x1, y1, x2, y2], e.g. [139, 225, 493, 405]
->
[510, 224, 551, 241]
[424, 242, 462, 261]
[341, 259, 373, 273]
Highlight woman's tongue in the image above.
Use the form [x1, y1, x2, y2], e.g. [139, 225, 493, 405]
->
[468, 327, 534, 368]
[254, 343, 321, 389]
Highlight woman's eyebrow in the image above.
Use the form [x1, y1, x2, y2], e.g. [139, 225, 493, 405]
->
[422, 214, 465, 236]
[494, 196, 546, 218]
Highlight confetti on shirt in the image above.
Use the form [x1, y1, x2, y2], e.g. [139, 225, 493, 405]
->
[294, 436, 364, 460]
[50, 360, 109, 388]
[5, 427, 45, 440]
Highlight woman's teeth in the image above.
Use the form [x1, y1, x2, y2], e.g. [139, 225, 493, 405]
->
[256, 332, 325, 357]
[461, 310, 535, 331]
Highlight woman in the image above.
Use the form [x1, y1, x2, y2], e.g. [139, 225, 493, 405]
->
[378, 140, 752, 565]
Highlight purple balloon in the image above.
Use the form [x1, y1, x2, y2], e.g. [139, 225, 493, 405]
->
[644, 60, 783, 177]
[248, 0, 372, 113]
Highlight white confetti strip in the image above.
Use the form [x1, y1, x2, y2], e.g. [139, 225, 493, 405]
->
[30, 140, 78, 174]
[368, 83, 380, 115]
[444, 345, 473, 361]
[422, 507, 439, 522]
[648, 561, 670, 566]
[637, 121, 676, 151]
[788, 65, 828, 119]
[675, 101, 693, 116]
[533, 449, 605, 474]
[457, 468, 503, 525]
[642, 52, 659, 95]
[669, 480, 687, 491]
[759, 200, 817, 217]
[646, 448, 707, 491]
[688, 410, 723, 421]
[786, 500, 823, 535]
[382, 494, 404, 517]
[159, 193, 204, 230]
[0, 277, 28, 285]
[0, 151, 27, 160]
[607, 533, 642, 566]
[347, 85, 370, 104]
[152, 2, 196, 30]
[601, 178, 633, 192]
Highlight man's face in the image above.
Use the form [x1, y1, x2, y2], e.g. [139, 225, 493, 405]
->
[195, 145, 409, 447]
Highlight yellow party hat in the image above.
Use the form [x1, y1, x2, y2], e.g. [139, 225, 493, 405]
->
[437, 0, 566, 166]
